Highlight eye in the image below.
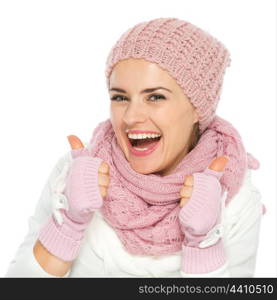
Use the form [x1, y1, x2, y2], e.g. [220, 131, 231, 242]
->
[110, 95, 128, 102]
[148, 94, 166, 101]
[110, 93, 166, 102]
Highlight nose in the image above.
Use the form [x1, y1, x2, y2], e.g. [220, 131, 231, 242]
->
[122, 101, 148, 126]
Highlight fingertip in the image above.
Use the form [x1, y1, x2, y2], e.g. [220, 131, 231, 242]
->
[67, 135, 84, 150]
[208, 156, 229, 172]
[67, 135, 73, 147]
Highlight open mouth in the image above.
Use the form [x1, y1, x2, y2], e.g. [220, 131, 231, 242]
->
[129, 135, 162, 148]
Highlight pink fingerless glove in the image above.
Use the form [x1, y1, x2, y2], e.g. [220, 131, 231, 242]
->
[38, 153, 104, 262]
[178, 167, 226, 274]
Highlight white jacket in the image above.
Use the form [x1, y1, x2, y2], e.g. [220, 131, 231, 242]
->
[5, 150, 264, 278]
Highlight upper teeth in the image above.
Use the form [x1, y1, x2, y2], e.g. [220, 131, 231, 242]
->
[127, 133, 161, 139]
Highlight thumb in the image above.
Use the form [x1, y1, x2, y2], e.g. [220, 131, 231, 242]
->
[67, 135, 85, 150]
[208, 155, 230, 172]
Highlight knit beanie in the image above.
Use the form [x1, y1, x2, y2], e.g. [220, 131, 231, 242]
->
[105, 17, 231, 134]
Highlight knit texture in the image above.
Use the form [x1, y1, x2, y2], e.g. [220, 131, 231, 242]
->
[181, 239, 227, 273]
[105, 17, 231, 133]
[178, 167, 226, 273]
[39, 212, 86, 261]
[63, 156, 104, 223]
[178, 167, 224, 240]
[38, 156, 104, 261]
[83, 115, 259, 256]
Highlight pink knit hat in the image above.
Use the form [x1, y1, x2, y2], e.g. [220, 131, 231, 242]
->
[105, 17, 231, 133]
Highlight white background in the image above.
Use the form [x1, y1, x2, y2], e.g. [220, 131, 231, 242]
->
[0, 0, 276, 277]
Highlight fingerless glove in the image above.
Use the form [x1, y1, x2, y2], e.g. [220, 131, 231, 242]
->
[178, 167, 227, 274]
[38, 154, 104, 261]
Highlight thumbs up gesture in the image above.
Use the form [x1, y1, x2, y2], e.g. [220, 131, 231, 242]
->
[67, 135, 110, 198]
[178, 156, 229, 247]
[38, 135, 110, 262]
[63, 135, 110, 224]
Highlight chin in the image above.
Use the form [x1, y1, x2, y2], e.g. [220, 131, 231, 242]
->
[129, 162, 160, 175]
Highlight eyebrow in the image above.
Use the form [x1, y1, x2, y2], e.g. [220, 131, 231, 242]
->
[109, 86, 172, 94]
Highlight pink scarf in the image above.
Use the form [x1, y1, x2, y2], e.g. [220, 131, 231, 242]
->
[80, 115, 260, 256]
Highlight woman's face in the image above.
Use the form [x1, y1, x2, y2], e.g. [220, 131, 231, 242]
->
[109, 58, 199, 176]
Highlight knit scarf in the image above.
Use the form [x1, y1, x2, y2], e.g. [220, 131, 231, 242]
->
[75, 115, 260, 256]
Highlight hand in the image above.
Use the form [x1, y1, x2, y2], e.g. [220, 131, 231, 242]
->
[38, 134, 110, 262]
[63, 135, 110, 224]
[178, 156, 229, 246]
[177, 156, 229, 273]
[67, 135, 110, 198]
[179, 156, 229, 208]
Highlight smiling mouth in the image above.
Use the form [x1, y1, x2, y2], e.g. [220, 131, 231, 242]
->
[129, 136, 161, 147]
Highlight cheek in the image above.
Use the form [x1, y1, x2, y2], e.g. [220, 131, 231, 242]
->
[110, 114, 122, 143]
[166, 128, 189, 150]
[110, 105, 123, 126]
[164, 110, 194, 146]
[109, 103, 117, 119]
[174, 103, 195, 128]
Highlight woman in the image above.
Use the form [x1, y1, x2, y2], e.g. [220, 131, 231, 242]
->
[5, 17, 264, 277]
